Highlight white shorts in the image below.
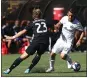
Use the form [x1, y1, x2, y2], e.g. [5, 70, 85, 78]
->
[52, 38, 72, 54]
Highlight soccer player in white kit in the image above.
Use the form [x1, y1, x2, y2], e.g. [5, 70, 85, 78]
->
[46, 9, 84, 72]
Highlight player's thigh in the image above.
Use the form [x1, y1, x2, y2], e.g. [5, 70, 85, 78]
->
[26, 42, 37, 55]
[37, 43, 48, 55]
[61, 43, 72, 54]
[52, 39, 64, 53]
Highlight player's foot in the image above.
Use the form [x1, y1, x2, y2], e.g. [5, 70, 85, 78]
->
[68, 65, 73, 69]
[46, 67, 54, 72]
[68, 62, 76, 69]
[3, 69, 11, 74]
[24, 69, 30, 74]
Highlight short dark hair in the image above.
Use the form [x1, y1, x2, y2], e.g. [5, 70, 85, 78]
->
[69, 8, 77, 15]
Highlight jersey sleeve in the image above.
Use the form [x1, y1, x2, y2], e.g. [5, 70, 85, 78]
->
[60, 16, 66, 24]
[24, 22, 33, 31]
[75, 22, 83, 31]
[45, 19, 54, 28]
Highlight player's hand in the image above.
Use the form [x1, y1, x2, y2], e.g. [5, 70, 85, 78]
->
[54, 25, 59, 32]
[54, 29, 59, 32]
[4, 35, 14, 40]
[76, 40, 81, 47]
[54, 24, 58, 28]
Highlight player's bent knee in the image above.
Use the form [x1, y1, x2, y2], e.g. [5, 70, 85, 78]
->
[50, 52, 56, 56]
[20, 51, 29, 60]
[50, 52, 56, 60]
[60, 53, 67, 60]
[37, 54, 41, 57]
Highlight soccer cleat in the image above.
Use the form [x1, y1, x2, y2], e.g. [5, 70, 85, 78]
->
[68, 62, 77, 69]
[24, 69, 30, 74]
[67, 61, 73, 69]
[3, 69, 11, 74]
[46, 67, 54, 72]
[68, 65, 73, 69]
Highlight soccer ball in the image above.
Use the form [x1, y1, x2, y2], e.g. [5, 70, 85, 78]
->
[72, 62, 81, 72]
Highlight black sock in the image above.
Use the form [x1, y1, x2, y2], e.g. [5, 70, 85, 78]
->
[28, 54, 41, 71]
[9, 57, 23, 71]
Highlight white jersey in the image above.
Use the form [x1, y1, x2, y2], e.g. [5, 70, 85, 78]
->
[52, 16, 83, 54]
[60, 16, 83, 43]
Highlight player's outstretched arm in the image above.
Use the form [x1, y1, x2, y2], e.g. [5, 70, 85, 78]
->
[54, 22, 62, 31]
[76, 31, 84, 47]
[5, 29, 27, 40]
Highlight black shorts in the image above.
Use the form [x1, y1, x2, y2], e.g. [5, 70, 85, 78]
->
[26, 41, 49, 55]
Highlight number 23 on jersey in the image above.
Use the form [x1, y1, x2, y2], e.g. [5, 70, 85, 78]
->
[35, 22, 47, 33]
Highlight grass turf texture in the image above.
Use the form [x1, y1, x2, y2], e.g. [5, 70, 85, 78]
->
[1, 52, 87, 77]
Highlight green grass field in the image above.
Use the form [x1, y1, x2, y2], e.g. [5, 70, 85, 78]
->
[1, 52, 87, 77]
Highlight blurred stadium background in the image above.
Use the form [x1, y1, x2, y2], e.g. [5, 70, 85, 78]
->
[1, 0, 87, 21]
[1, 0, 87, 54]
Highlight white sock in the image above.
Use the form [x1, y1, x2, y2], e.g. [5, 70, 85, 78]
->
[49, 55, 55, 69]
[65, 55, 73, 68]
[49, 60, 55, 69]
[67, 61, 72, 68]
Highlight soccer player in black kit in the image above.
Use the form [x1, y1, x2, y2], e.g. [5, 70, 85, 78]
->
[3, 8, 49, 74]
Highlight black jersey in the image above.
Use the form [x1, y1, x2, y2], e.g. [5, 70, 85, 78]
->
[25, 19, 49, 43]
